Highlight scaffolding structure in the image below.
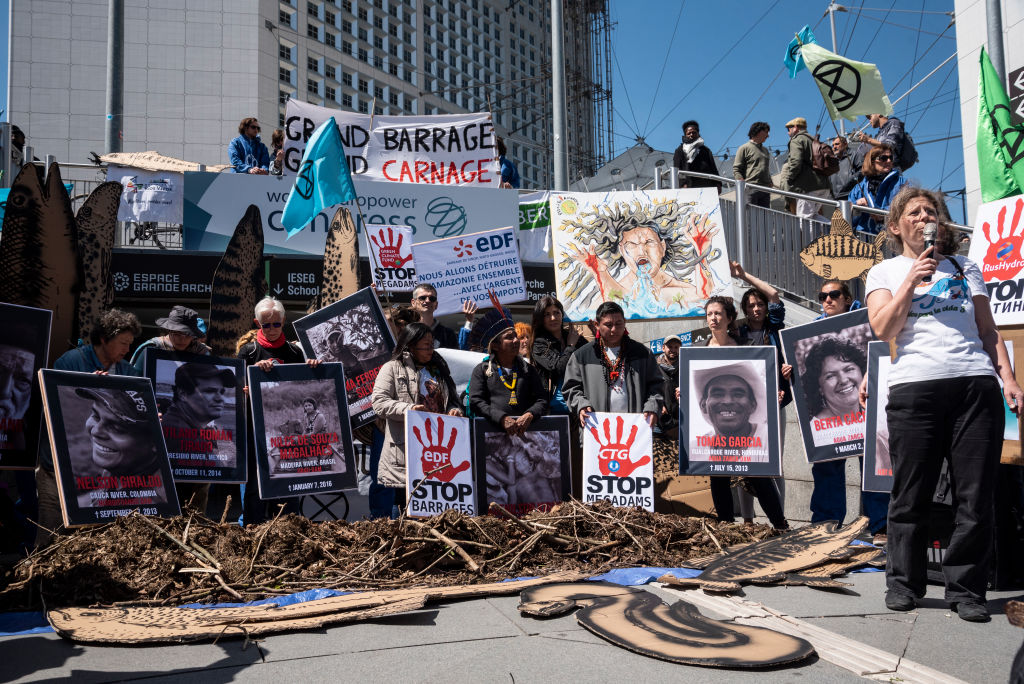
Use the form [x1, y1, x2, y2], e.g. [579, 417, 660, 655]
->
[563, 0, 614, 181]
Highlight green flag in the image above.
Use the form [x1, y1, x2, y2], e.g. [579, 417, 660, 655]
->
[800, 43, 893, 121]
[977, 47, 1024, 202]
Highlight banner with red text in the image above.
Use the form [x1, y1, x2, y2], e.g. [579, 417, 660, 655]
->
[283, 99, 370, 176]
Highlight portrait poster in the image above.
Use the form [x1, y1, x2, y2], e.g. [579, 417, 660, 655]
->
[0, 303, 51, 470]
[142, 349, 246, 483]
[247, 362, 357, 500]
[678, 346, 781, 477]
[549, 188, 731, 321]
[862, 342, 894, 493]
[405, 410, 474, 517]
[473, 416, 571, 516]
[366, 223, 416, 292]
[581, 412, 654, 511]
[292, 287, 395, 428]
[38, 370, 180, 527]
[780, 309, 876, 464]
[966, 194, 1024, 325]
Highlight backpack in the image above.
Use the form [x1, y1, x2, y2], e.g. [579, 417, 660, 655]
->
[898, 133, 918, 171]
[810, 134, 840, 177]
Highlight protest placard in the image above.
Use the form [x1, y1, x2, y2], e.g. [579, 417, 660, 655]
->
[517, 190, 552, 264]
[405, 410, 475, 516]
[366, 224, 416, 292]
[412, 226, 526, 315]
[142, 349, 246, 483]
[247, 362, 356, 499]
[39, 370, 180, 526]
[282, 99, 370, 176]
[581, 412, 654, 511]
[862, 342, 893, 493]
[966, 194, 1024, 325]
[679, 346, 782, 477]
[110, 165, 184, 223]
[0, 303, 51, 470]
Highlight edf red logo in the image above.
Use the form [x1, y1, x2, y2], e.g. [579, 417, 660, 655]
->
[452, 232, 515, 258]
[453, 239, 473, 257]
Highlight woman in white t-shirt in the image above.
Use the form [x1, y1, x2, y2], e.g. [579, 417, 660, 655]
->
[864, 187, 1023, 623]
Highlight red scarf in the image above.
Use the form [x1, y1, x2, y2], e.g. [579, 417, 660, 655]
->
[256, 329, 287, 349]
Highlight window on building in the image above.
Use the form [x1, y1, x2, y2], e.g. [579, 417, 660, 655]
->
[404, 70, 414, 83]
[389, 4, 398, 17]
[374, 15, 383, 29]
[374, 85, 384, 99]
[342, 72, 352, 86]
[358, 27, 367, 41]
[375, 104, 384, 114]
[388, 62, 399, 76]
[373, 54, 384, 68]
[404, 99, 414, 113]
[325, 64, 336, 80]
[307, 78, 320, 95]
[358, 78, 369, 93]
[389, 24, 398, 37]
[342, 93, 353, 108]
[279, 90, 290, 105]
[358, 100, 369, 113]
[279, 44, 292, 61]
[373, 35, 384, 49]
[358, 47, 368, 61]
[358, 7, 368, 21]
[389, 43, 398, 57]
[279, 67, 292, 83]
[307, 24, 319, 39]
[326, 85, 336, 101]
[307, 56, 320, 72]
[279, 9, 292, 25]
[342, 39, 352, 54]
[307, 2, 319, 17]
[389, 92, 399, 106]
[342, 0, 351, 12]
[325, 10, 335, 25]
[342, 19, 351, 32]
[325, 32, 336, 48]
[404, 30, 412, 43]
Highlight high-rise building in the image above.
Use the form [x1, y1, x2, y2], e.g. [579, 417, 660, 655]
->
[6, 0, 612, 189]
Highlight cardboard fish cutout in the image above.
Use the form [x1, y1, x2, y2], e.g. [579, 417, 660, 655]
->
[800, 210, 887, 281]
[74, 181, 123, 342]
[206, 205, 267, 357]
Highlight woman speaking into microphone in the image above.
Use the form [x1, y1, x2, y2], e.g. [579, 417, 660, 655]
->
[864, 187, 1023, 622]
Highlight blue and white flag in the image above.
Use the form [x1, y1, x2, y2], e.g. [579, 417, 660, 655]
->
[281, 118, 357, 238]
[784, 25, 817, 79]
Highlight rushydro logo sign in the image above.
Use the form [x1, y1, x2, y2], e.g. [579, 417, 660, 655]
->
[582, 413, 654, 511]
[405, 411, 475, 516]
[967, 194, 1024, 324]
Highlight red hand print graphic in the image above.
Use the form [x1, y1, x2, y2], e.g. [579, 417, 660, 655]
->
[371, 227, 412, 268]
[983, 198, 1024, 281]
[685, 213, 720, 298]
[589, 416, 651, 478]
[413, 416, 470, 483]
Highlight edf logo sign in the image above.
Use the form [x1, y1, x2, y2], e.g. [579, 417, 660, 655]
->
[453, 232, 514, 257]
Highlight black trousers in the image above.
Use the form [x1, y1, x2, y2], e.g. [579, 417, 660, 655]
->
[710, 476, 787, 528]
[885, 375, 1003, 603]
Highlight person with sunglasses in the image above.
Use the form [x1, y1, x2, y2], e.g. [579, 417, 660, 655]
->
[228, 117, 271, 175]
[409, 283, 477, 350]
[848, 145, 907, 235]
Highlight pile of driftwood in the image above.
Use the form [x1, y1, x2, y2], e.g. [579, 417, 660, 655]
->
[0, 500, 777, 609]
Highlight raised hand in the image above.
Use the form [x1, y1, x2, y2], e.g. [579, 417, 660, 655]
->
[982, 198, 1024, 281]
[412, 415, 470, 483]
[588, 415, 651, 478]
[371, 226, 412, 268]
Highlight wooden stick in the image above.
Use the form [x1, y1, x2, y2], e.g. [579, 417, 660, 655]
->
[406, 519, 481, 573]
[219, 494, 233, 525]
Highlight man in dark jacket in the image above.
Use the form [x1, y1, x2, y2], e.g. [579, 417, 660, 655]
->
[656, 334, 681, 438]
[829, 136, 859, 201]
[852, 114, 910, 171]
[780, 117, 830, 220]
[673, 120, 722, 192]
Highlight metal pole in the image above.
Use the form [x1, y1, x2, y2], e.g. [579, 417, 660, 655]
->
[0, 122, 10, 189]
[840, 199, 853, 227]
[44, 154, 55, 182]
[550, 0, 568, 190]
[105, 0, 124, 153]
[734, 180, 747, 267]
[986, 0, 1005, 81]
[828, 2, 846, 137]
[670, 166, 679, 189]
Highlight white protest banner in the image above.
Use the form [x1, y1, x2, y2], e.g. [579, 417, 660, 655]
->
[282, 99, 371, 176]
[182, 172, 518, 256]
[581, 412, 654, 511]
[966, 194, 1024, 325]
[412, 226, 526, 316]
[518, 190, 552, 264]
[405, 410, 475, 516]
[110, 165, 184, 223]
[365, 113, 500, 187]
[366, 224, 416, 292]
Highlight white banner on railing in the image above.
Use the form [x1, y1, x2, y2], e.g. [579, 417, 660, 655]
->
[283, 99, 371, 176]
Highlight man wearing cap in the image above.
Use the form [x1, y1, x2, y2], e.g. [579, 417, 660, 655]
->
[780, 117, 830, 221]
[657, 335, 682, 439]
[131, 306, 211, 373]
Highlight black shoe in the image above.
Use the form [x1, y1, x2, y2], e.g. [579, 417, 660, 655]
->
[951, 601, 990, 623]
[885, 592, 915, 611]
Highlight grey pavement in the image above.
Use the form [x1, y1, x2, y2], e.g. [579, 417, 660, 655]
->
[2, 571, 1021, 683]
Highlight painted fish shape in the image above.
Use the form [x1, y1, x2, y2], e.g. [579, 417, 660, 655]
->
[310, 207, 360, 313]
[659, 517, 869, 592]
[799, 210, 887, 281]
[74, 181, 123, 341]
[0, 163, 80, 362]
[206, 205, 266, 357]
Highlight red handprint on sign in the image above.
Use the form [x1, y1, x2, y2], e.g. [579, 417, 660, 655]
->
[412, 415, 470, 483]
[371, 227, 412, 268]
[983, 198, 1024, 281]
[588, 416, 651, 478]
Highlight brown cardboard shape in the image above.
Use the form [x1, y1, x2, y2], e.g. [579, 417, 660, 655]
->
[654, 474, 713, 516]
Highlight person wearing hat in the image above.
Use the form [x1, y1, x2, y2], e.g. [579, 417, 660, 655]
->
[781, 116, 831, 221]
[131, 306, 211, 373]
[657, 334, 683, 440]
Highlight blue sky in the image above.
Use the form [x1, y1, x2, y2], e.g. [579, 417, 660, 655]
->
[608, 0, 965, 220]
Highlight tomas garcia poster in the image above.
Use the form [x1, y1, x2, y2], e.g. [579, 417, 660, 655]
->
[581, 412, 654, 511]
[405, 410, 475, 516]
[142, 349, 246, 483]
[966, 194, 1024, 325]
[247, 362, 356, 500]
[550, 189, 730, 320]
[678, 346, 781, 477]
[780, 309, 876, 463]
[0, 303, 51, 470]
[39, 370, 180, 526]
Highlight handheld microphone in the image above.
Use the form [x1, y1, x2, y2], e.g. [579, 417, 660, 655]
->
[922, 223, 937, 283]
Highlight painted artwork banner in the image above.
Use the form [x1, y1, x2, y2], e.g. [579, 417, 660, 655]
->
[412, 226, 527, 316]
[282, 99, 371, 176]
[183, 172, 518, 256]
[966, 194, 1024, 325]
[405, 410, 475, 516]
[581, 412, 654, 511]
[366, 224, 416, 292]
[550, 189, 731, 320]
[110, 165, 184, 223]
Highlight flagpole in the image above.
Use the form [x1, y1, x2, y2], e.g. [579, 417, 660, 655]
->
[357, 97, 395, 309]
[827, 2, 846, 137]
[849, 52, 957, 138]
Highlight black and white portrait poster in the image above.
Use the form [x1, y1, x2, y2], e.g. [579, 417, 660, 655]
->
[292, 287, 395, 428]
[247, 362, 356, 500]
[678, 346, 781, 477]
[143, 349, 246, 483]
[38, 370, 180, 527]
[581, 412, 654, 511]
[405, 410, 475, 516]
[0, 303, 51, 469]
[780, 309, 876, 464]
[473, 416, 571, 515]
[863, 342, 894, 493]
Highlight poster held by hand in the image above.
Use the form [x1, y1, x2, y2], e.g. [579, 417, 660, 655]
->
[405, 410, 474, 517]
[862, 342, 893, 493]
[582, 412, 654, 511]
[0, 303, 51, 470]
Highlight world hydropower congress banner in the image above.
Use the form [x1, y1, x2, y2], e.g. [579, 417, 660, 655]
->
[182, 172, 517, 255]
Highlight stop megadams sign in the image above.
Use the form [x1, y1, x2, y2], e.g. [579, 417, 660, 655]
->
[405, 410, 475, 516]
[581, 412, 654, 512]
[967, 194, 1024, 325]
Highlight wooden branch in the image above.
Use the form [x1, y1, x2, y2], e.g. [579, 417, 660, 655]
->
[407, 519, 481, 573]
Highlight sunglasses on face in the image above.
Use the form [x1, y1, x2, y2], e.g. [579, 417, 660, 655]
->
[876, 155, 893, 162]
[249, 125, 261, 131]
[415, 295, 437, 302]
[818, 290, 845, 302]
[260, 321, 282, 329]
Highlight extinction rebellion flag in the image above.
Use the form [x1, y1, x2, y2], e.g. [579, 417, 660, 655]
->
[281, 118, 358, 238]
[977, 47, 1024, 202]
[800, 43, 893, 122]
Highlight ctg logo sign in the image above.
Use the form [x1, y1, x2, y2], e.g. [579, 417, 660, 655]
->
[452, 232, 515, 258]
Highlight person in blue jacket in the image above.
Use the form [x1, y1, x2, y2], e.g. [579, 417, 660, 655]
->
[228, 117, 271, 175]
[848, 145, 906, 235]
[496, 136, 520, 189]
